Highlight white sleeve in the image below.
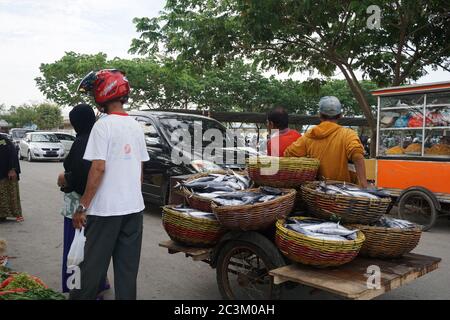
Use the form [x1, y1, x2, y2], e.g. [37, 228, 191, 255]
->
[84, 122, 109, 161]
[140, 130, 150, 162]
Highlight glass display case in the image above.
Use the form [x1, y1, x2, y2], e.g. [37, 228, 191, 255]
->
[377, 90, 450, 159]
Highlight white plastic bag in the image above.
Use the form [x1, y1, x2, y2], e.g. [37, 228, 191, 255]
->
[67, 227, 86, 267]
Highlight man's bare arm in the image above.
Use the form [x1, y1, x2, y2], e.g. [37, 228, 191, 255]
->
[354, 158, 368, 189]
[72, 160, 106, 229]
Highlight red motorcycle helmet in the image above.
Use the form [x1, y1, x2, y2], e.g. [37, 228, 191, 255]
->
[78, 69, 130, 105]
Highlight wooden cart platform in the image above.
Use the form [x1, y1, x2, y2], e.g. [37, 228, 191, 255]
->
[159, 240, 213, 262]
[269, 253, 441, 300]
[160, 240, 440, 300]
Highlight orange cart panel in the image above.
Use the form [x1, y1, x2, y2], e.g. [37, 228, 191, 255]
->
[377, 159, 450, 194]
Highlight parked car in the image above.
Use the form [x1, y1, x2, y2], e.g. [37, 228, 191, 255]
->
[129, 111, 258, 205]
[19, 132, 65, 162]
[9, 128, 35, 151]
[54, 132, 76, 155]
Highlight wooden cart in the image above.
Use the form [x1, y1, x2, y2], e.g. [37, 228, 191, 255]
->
[159, 237, 441, 300]
[371, 81, 450, 230]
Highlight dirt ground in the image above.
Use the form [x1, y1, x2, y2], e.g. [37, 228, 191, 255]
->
[1, 161, 449, 299]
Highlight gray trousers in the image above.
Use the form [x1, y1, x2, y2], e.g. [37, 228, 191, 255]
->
[69, 212, 143, 300]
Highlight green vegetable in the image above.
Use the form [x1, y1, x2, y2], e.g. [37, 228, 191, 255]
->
[0, 271, 10, 283]
[4, 273, 45, 291]
[0, 288, 66, 300]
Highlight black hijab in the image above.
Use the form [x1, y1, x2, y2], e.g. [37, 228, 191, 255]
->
[63, 104, 96, 194]
[0, 133, 20, 179]
[69, 104, 96, 136]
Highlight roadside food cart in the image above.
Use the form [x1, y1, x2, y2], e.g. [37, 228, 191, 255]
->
[160, 175, 441, 300]
[371, 81, 450, 230]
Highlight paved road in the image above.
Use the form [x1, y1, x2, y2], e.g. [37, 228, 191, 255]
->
[1, 161, 449, 299]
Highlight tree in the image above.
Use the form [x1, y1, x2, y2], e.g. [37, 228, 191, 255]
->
[2, 105, 36, 128]
[1, 103, 63, 129]
[34, 103, 63, 130]
[35, 53, 377, 115]
[35, 52, 164, 108]
[130, 0, 450, 154]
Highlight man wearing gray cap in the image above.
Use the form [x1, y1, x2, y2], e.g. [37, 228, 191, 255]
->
[285, 96, 368, 187]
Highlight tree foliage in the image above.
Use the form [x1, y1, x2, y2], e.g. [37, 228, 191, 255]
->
[130, 0, 450, 131]
[1, 103, 62, 130]
[34, 103, 64, 130]
[34, 52, 376, 115]
[1, 106, 36, 128]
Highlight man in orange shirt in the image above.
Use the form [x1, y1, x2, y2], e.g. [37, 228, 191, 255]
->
[266, 107, 301, 157]
[284, 96, 368, 187]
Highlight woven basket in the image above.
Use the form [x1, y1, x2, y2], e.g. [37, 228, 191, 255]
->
[301, 181, 392, 224]
[275, 217, 365, 267]
[182, 171, 251, 212]
[247, 156, 319, 188]
[348, 224, 422, 258]
[211, 188, 296, 231]
[162, 206, 226, 247]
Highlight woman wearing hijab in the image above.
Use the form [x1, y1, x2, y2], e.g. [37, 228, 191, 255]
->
[57, 104, 109, 297]
[0, 133, 23, 222]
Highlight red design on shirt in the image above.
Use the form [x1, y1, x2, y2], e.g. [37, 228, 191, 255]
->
[124, 144, 131, 154]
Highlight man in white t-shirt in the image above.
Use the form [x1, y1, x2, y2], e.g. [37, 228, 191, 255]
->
[70, 69, 149, 300]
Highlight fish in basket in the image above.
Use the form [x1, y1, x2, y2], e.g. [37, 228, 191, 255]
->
[162, 205, 226, 247]
[180, 171, 252, 212]
[275, 217, 365, 267]
[246, 156, 320, 188]
[301, 181, 392, 224]
[348, 216, 422, 259]
[211, 187, 297, 231]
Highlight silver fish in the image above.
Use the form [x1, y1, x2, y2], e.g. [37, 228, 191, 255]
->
[196, 193, 222, 199]
[286, 225, 350, 241]
[213, 198, 246, 206]
[286, 220, 358, 241]
[213, 175, 225, 183]
[375, 216, 417, 229]
[233, 171, 251, 188]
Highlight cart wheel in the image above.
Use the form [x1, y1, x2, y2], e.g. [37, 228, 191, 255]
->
[398, 189, 437, 231]
[216, 239, 284, 300]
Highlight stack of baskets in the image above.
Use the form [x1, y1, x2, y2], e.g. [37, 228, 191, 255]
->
[162, 206, 225, 247]
[275, 217, 366, 267]
[163, 171, 297, 246]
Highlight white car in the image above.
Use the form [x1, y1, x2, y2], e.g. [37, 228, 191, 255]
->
[54, 133, 76, 155]
[19, 132, 66, 162]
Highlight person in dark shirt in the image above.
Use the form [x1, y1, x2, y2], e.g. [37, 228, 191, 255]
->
[56, 104, 109, 296]
[0, 133, 23, 222]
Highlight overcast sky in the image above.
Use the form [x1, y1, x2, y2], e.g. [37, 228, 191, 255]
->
[0, 0, 449, 107]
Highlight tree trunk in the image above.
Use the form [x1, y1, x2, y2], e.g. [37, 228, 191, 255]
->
[337, 64, 377, 157]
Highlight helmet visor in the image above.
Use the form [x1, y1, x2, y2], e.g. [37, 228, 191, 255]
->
[77, 71, 97, 94]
